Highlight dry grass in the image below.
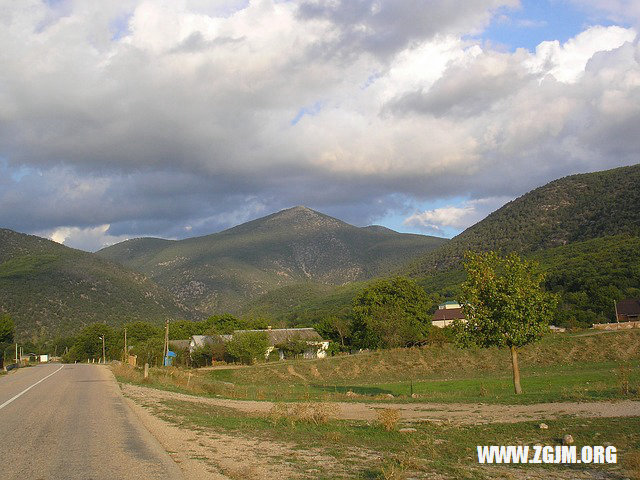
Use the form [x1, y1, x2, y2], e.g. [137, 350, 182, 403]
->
[112, 363, 240, 397]
[219, 330, 640, 386]
[376, 408, 401, 431]
[624, 450, 640, 479]
[268, 402, 334, 426]
[380, 458, 407, 480]
[617, 362, 633, 396]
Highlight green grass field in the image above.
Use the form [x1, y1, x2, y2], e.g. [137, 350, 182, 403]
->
[115, 330, 640, 405]
[204, 361, 640, 404]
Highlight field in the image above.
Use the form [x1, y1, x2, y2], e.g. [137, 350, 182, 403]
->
[115, 329, 640, 479]
[117, 330, 640, 404]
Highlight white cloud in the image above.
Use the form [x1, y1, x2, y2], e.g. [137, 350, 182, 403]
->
[525, 25, 637, 83]
[570, 0, 640, 27]
[41, 224, 132, 252]
[0, 2, 638, 244]
[404, 197, 511, 234]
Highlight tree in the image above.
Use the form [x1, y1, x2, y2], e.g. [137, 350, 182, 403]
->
[64, 323, 119, 362]
[352, 277, 432, 349]
[124, 321, 163, 345]
[203, 314, 246, 335]
[132, 337, 165, 367]
[455, 252, 556, 394]
[315, 316, 351, 347]
[226, 331, 268, 365]
[275, 338, 307, 359]
[0, 314, 15, 344]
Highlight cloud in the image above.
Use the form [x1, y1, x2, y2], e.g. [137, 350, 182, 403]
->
[570, 0, 640, 27]
[296, 0, 517, 58]
[0, 2, 638, 250]
[40, 224, 132, 252]
[404, 197, 511, 234]
[525, 25, 636, 82]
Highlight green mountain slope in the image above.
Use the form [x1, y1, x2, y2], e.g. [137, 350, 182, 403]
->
[97, 206, 447, 314]
[407, 164, 640, 275]
[0, 229, 192, 339]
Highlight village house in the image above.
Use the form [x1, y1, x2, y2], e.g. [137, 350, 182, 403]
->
[237, 327, 329, 360]
[187, 327, 329, 360]
[432, 301, 465, 328]
[615, 299, 640, 322]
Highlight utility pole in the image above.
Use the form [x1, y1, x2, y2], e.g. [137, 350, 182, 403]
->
[98, 335, 106, 364]
[15, 343, 18, 364]
[124, 327, 127, 363]
[614, 300, 620, 323]
[163, 319, 169, 367]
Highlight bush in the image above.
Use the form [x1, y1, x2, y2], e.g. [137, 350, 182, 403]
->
[190, 345, 212, 367]
[268, 402, 333, 425]
[275, 338, 307, 359]
[377, 408, 401, 431]
[226, 331, 269, 365]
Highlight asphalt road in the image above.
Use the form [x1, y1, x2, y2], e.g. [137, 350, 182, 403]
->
[0, 363, 184, 480]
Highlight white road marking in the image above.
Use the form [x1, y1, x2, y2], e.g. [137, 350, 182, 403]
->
[0, 365, 64, 411]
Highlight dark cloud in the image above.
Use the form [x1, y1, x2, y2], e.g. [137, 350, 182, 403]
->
[0, 2, 638, 250]
[385, 51, 533, 118]
[297, 0, 516, 58]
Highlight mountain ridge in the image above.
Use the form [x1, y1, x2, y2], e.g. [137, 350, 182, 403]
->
[406, 163, 640, 276]
[0, 228, 193, 338]
[97, 206, 448, 314]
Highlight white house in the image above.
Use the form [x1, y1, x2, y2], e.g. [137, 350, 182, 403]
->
[432, 301, 466, 328]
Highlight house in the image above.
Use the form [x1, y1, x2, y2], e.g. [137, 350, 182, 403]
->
[188, 335, 231, 354]
[432, 301, 465, 328]
[187, 327, 329, 360]
[615, 299, 640, 322]
[234, 327, 329, 360]
[168, 339, 191, 353]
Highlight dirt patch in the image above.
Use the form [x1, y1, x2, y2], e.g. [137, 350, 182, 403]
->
[123, 384, 347, 479]
[121, 383, 640, 426]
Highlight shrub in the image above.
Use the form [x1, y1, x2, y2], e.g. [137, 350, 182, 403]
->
[191, 345, 212, 367]
[275, 338, 307, 359]
[268, 402, 333, 425]
[226, 331, 269, 364]
[377, 408, 401, 431]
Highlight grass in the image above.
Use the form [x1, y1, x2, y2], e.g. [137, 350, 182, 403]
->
[114, 330, 640, 405]
[151, 397, 640, 479]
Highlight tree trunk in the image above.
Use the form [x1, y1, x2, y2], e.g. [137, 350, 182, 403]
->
[510, 345, 522, 394]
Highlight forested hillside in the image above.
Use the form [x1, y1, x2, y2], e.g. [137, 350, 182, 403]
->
[0, 229, 192, 339]
[408, 164, 640, 275]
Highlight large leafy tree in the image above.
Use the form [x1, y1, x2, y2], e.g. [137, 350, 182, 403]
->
[352, 277, 432, 349]
[66, 323, 117, 362]
[0, 314, 15, 344]
[226, 331, 269, 365]
[124, 321, 163, 345]
[456, 252, 556, 394]
[0, 313, 15, 366]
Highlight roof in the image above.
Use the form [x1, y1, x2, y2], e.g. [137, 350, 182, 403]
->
[617, 299, 640, 316]
[190, 335, 216, 348]
[168, 340, 190, 350]
[433, 307, 465, 321]
[234, 327, 323, 346]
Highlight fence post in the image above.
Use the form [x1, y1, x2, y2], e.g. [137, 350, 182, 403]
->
[144, 363, 149, 379]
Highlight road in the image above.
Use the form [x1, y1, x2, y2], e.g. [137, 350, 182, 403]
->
[0, 363, 183, 480]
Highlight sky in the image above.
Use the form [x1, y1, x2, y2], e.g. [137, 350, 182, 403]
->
[1, 0, 639, 251]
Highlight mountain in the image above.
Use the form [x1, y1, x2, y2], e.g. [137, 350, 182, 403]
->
[97, 206, 447, 314]
[0, 229, 192, 338]
[407, 164, 640, 275]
